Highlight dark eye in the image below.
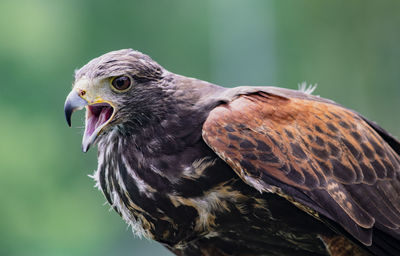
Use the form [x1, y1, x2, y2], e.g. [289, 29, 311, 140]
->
[111, 76, 132, 91]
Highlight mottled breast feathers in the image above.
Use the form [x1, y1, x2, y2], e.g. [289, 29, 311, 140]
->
[202, 91, 400, 247]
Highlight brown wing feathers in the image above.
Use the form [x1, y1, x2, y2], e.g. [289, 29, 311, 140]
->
[202, 91, 400, 247]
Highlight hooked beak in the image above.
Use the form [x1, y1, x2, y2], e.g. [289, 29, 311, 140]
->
[64, 90, 115, 153]
[64, 90, 88, 127]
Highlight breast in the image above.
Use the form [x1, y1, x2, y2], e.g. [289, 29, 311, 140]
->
[92, 133, 240, 245]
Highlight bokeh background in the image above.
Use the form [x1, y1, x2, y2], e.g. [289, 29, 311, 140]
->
[1, 0, 399, 255]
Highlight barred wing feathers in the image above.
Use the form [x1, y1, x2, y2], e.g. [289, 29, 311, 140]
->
[202, 90, 400, 251]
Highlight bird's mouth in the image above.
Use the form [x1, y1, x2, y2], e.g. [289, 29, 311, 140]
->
[82, 103, 115, 152]
[64, 90, 115, 152]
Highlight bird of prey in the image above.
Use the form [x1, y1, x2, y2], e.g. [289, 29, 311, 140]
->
[64, 49, 400, 256]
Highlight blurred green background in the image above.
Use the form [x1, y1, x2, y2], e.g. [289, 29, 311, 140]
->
[1, 0, 399, 255]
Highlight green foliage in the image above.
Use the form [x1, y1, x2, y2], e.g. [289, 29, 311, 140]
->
[1, 0, 399, 255]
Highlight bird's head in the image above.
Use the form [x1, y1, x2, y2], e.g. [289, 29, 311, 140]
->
[64, 49, 166, 152]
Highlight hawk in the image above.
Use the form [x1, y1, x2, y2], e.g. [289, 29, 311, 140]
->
[64, 49, 400, 256]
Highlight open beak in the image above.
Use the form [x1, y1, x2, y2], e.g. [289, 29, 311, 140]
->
[64, 90, 115, 152]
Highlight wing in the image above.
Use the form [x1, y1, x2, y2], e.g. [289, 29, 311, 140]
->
[202, 90, 400, 250]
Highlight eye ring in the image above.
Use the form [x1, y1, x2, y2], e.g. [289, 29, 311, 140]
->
[110, 75, 132, 92]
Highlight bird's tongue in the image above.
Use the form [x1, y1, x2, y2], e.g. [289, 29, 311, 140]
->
[85, 104, 113, 138]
